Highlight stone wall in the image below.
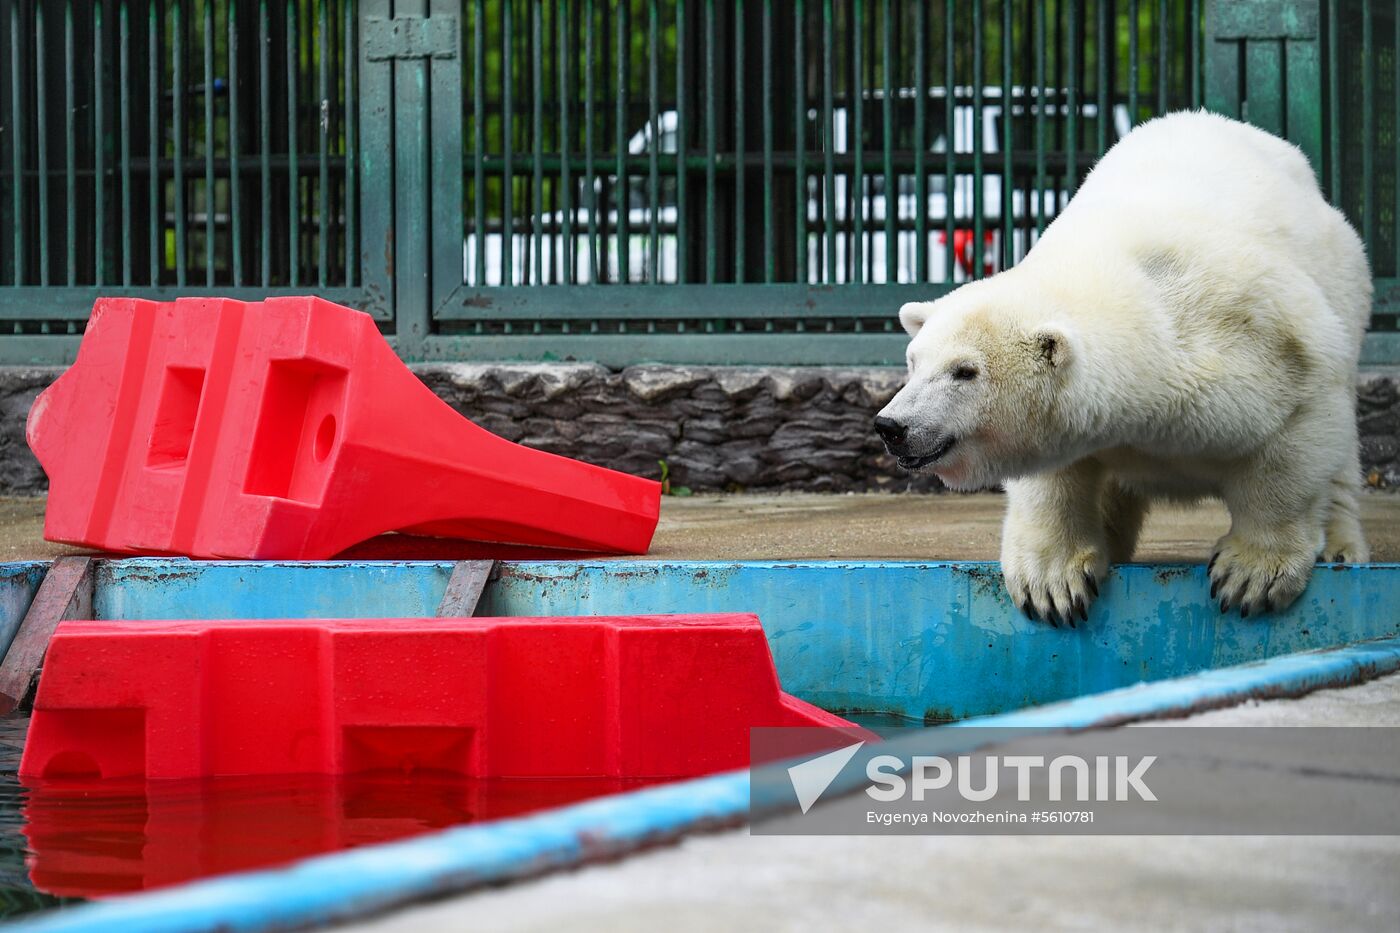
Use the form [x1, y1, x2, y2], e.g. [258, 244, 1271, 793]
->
[3, 364, 1399, 495]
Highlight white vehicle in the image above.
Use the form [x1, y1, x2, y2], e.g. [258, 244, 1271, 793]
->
[466, 87, 1132, 286]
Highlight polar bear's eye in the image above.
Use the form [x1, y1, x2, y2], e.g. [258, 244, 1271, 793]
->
[951, 364, 979, 381]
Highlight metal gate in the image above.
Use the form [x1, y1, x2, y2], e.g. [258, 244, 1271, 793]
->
[1, 0, 1396, 365]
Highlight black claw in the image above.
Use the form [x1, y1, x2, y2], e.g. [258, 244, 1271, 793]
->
[1262, 597, 1274, 615]
[1208, 554, 1218, 574]
[1210, 579, 1219, 599]
[1045, 605, 1061, 628]
[1240, 602, 1250, 619]
[1085, 574, 1099, 598]
[1072, 596, 1088, 623]
[1219, 598, 1229, 614]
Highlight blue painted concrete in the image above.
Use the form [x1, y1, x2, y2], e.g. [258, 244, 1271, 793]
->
[0, 562, 50, 659]
[13, 633, 1400, 933]
[85, 559, 1400, 721]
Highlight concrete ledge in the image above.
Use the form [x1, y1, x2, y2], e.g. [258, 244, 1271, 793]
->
[3, 364, 1399, 495]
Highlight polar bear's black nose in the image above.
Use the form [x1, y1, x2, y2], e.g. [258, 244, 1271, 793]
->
[873, 415, 907, 449]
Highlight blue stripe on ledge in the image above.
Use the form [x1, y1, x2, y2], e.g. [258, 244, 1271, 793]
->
[13, 633, 1400, 933]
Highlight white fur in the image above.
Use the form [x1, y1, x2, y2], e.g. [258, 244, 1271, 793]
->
[878, 111, 1370, 624]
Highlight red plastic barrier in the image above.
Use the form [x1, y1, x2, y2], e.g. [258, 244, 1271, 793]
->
[27, 297, 660, 558]
[20, 614, 870, 780]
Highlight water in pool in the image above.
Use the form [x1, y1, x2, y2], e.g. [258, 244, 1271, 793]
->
[0, 713, 656, 920]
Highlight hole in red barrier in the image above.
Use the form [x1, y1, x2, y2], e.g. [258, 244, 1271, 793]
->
[244, 359, 347, 502]
[342, 726, 476, 776]
[41, 751, 102, 779]
[314, 414, 336, 461]
[146, 366, 206, 470]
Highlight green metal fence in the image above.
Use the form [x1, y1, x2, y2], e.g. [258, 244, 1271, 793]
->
[0, 0, 1396, 365]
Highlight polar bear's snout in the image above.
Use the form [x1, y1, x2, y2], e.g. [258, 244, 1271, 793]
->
[874, 390, 960, 471]
[872, 415, 908, 451]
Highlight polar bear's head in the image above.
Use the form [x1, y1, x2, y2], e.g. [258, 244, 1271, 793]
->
[874, 284, 1076, 491]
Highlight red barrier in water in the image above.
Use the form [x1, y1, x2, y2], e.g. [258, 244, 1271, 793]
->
[27, 296, 660, 559]
[20, 614, 869, 781]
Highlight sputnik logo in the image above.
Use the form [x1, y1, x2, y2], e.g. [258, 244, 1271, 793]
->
[787, 741, 865, 814]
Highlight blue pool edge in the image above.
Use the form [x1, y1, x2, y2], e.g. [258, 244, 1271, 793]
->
[10, 632, 1400, 933]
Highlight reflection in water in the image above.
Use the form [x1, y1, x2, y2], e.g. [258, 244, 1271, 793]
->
[0, 714, 653, 915]
[21, 772, 651, 898]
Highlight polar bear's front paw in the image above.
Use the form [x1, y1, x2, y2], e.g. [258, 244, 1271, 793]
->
[1208, 535, 1314, 617]
[1002, 544, 1105, 628]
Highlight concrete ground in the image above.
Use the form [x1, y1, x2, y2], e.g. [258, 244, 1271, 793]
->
[346, 674, 1400, 933]
[3, 490, 1400, 562]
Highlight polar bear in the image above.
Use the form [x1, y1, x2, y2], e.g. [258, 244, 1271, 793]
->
[874, 111, 1370, 625]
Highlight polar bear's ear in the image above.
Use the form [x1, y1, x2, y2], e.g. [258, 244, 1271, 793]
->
[898, 302, 934, 337]
[1032, 325, 1073, 370]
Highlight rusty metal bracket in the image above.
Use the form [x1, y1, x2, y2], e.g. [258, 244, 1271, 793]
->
[435, 560, 497, 618]
[0, 557, 95, 714]
[363, 15, 458, 61]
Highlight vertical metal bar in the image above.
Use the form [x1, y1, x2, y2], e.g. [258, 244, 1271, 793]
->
[762, 0, 772, 282]
[120, 0, 131, 286]
[1001, 0, 1011, 270]
[204, 0, 215, 285]
[286, 0, 298, 286]
[501, 0, 514, 284]
[65, 0, 76, 285]
[472, 0, 485, 285]
[1128, 0, 1138, 127]
[473, 0, 484, 282]
[8, 2, 21, 282]
[230, 0, 242, 286]
[1157, 0, 1167, 114]
[95, 1, 106, 285]
[646, 0, 660, 282]
[881, 0, 892, 283]
[533, 0, 543, 285]
[1362, 0, 1374, 258]
[944, 0, 955, 282]
[972, 0, 983, 279]
[1191, 0, 1201, 108]
[616, 0, 629, 283]
[795, 0, 807, 284]
[733, 0, 744, 283]
[173, 0, 186, 286]
[912, 0, 925, 282]
[1326, 0, 1339, 205]
[318, 0, 329, 286]
[1034, 0, 1045, 235]
[9, 2, 22, 284]
[1066, 0, 1078, 198]
[823, 0, 836, 283]
[703, 0, 715, 283]
[344, 0, 356, 286]
[583, 0, 595, 282]
[1096, 0, 1108, 154]
[260, 0, 271, 285]
[149, 0, 160, 285]
[845, 0, 856, 282]
[675, 0, 687, 283]
[560, 0, 573, 284]
[37, 1, 49, 286]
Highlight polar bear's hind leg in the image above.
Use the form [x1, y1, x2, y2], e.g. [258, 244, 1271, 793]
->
[1321, 448, 1369, 563]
